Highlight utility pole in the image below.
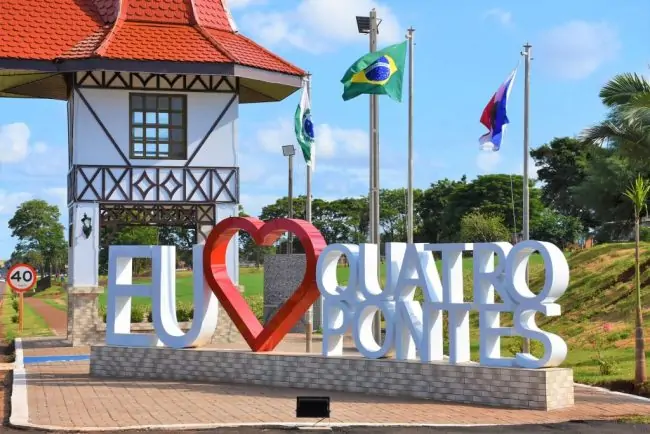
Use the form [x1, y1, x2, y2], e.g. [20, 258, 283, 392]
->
[406, 27, 415, 244]
[521, 42, 532, 353]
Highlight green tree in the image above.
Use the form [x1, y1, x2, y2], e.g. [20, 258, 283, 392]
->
[158, 226, 194, 267]
[530, 209, 584, 249]
[530, 136, 598, 229]
[623, 175, 650, 387]
[571, 149, 639, 240]
[8, 200, 67, 275]
[99, 225, 158, 274]
[459, 212, 510, 243]
[419, 177, 465, 242]
[378, 188, 424, 242]
[442, 174, 543, 241]
[238, 205, 274, 267]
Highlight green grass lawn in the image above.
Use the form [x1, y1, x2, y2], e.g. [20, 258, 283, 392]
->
[93, 254, 546, 310]
[0, 292, 53, 342]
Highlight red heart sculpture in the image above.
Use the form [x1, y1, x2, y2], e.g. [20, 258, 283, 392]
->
[203, 217, 326, 352]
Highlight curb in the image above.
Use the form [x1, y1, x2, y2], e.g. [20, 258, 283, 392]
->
[7, 422, 504, 432]
[574, 382, 650, 403]
[9, 337, 28, 428]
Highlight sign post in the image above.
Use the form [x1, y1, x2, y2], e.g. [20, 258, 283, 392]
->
[7, 263, 37, 333]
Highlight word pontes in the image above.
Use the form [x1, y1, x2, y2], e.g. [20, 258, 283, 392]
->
[316, 241, 569, 369]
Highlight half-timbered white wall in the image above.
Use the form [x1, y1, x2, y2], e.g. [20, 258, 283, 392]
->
[67, 72, 240, 290]
[72, 78, 238, 168]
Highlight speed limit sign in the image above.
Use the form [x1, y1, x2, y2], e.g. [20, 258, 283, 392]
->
[7, 263, 37, 293]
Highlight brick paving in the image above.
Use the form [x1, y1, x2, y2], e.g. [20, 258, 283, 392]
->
[23, 298, 67, 336]
[18, 359, 650, 429]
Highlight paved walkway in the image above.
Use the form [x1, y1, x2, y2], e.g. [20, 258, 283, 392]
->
[23, 298, 67, 336]
[14, 359, 650, 430]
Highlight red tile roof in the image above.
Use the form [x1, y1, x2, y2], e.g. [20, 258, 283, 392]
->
[0, 0, 304, 76]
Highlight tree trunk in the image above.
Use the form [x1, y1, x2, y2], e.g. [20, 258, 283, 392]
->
[634, 216, 647, 387]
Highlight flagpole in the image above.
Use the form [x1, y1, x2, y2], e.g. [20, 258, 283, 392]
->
[406, 27, 415, 243]
[521, 42, 532, 353]
[367, 8, 382, 344]
[305, 73, 314, 353]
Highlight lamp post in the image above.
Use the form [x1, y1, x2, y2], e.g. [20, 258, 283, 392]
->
[282, 145, 296, 255]
[356, 9, 382, 344]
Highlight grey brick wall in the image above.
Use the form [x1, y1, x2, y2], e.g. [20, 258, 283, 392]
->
[90, 346, 574, 410]
[264, 254, 322, 332]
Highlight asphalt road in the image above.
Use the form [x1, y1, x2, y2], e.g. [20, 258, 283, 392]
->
[2, 421, 650, 434]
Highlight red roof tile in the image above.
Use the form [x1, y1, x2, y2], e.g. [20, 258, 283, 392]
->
[0, 0, 304, 76]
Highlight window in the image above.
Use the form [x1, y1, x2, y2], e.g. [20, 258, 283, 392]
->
[129, 93, 187, 159]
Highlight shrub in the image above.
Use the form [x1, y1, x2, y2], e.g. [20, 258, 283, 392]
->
[245, 294, 264, 322]
[131, 305, 146, 323]
[98, 305, 107, 323]
[590, 324, 618, 376]
[11, 314, 18, 324]
[176, 303, 193, 322]
[145, 303, 194, 322]
[460, 211, 511, 243]
[11, 299, 19, 312]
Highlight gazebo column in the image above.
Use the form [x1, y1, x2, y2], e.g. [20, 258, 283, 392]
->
[67, 202, 103, 346]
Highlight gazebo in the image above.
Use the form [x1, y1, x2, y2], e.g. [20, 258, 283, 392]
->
[0, 0, 306, 345]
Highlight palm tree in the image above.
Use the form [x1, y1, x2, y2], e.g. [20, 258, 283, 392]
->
[581, 73, 650, 161]
[623, 175, 650, 387]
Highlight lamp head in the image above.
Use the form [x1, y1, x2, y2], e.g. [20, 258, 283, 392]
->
[282, 145, 296, 157]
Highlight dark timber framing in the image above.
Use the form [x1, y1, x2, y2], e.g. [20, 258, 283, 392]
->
[129, 93, 188, 160]
[99, 203, 216, 245]
[68, 165, 239, 204]
[77, 71, 237, 93]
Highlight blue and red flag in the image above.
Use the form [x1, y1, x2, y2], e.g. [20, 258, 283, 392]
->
[479, 69, 517, 151]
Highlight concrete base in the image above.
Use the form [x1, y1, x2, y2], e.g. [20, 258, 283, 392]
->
[89, 346, 574, 410]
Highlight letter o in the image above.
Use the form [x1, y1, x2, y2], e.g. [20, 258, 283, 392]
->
[505, 240, 569, 307]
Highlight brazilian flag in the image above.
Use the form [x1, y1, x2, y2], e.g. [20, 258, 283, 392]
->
[341, 41, 407, 102]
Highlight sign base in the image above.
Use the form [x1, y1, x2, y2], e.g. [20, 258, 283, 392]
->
[89, 346, 574, 410]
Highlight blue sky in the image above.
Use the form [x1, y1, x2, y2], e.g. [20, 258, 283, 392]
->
[0, 0, 648, 258]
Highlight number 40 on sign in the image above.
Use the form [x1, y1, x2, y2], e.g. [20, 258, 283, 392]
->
[6, 263, 37, 333]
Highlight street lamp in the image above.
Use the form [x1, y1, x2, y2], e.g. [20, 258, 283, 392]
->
[282, 145, 296, 255]
[357, 9, 383, 345]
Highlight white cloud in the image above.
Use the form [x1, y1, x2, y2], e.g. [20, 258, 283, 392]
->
[33, 141, 48, 154]
[20, 143, 67, 178]
[239, 0, 402, 53]
[484, 8, 512, 26]
[0, 123, 30, 163]
[536, 21, 620, 80]
[239, 193, 284, 216]
[44, 187, 68, 211]
[476, 151, 502, 173]
[0, 190, 33, 215]
[256, 119, 367, 159]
